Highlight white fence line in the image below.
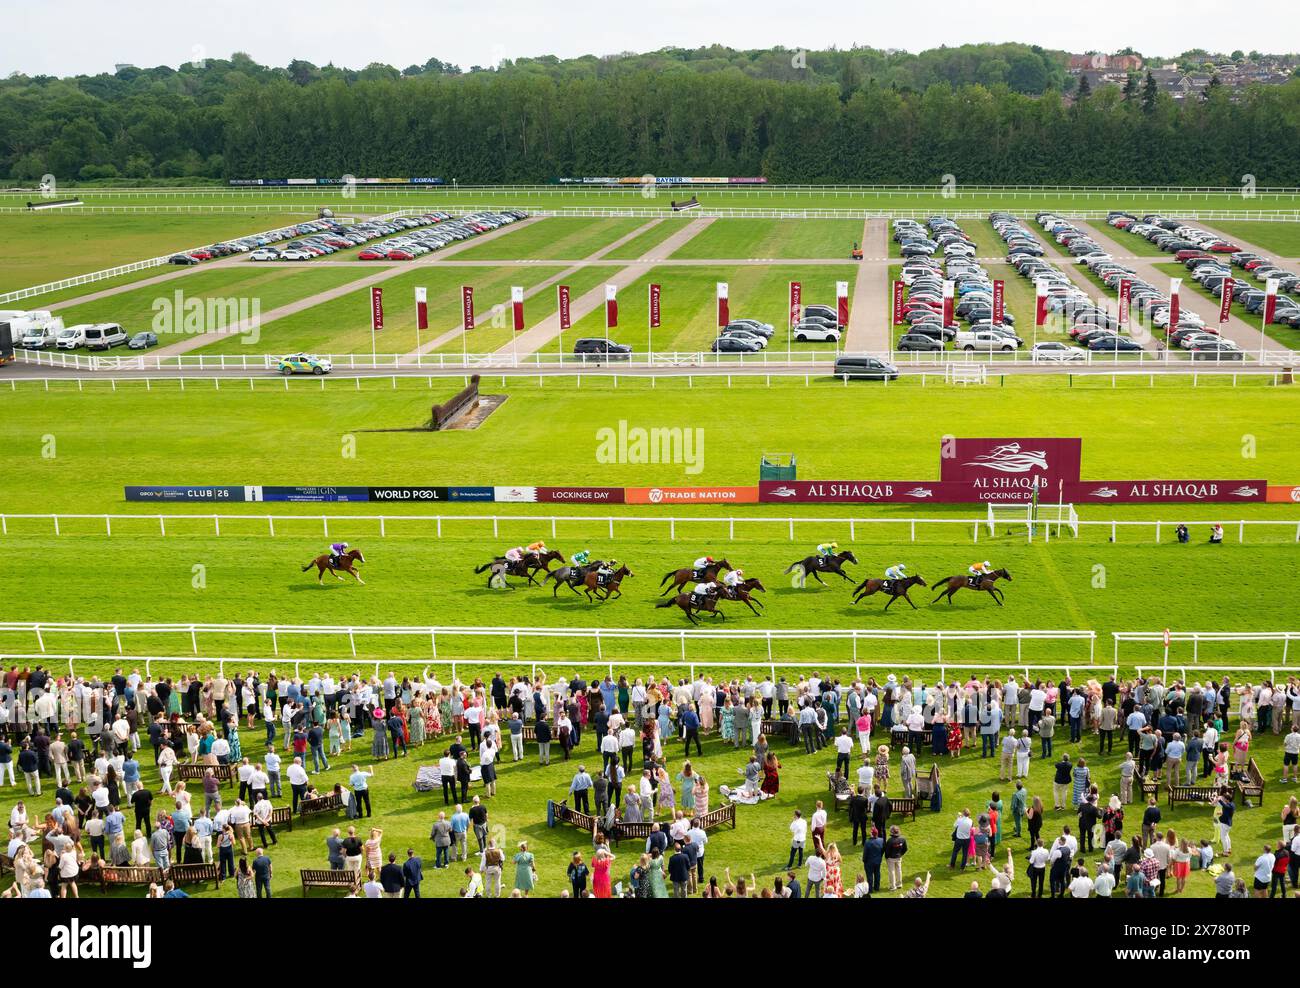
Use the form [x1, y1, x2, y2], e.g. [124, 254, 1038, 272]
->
[14, 348, 1296, 373]
[2, 513, 1298, 544]
[0, 622, 1096, 667]
[1114, 631, 1299, 666]
[0, 651, 1114, 683]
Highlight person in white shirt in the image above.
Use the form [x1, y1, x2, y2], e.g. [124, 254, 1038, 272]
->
[253, 797, 278, 846]
[857, 758, 875, 792]
[1027, 842, 1050, 898]
[286, 759, 310, 813]
[1093, 864, 1116, 897]
[833, 730, 854, 775]
[1253, 845, 1276, 897]
[805, 852, 827, 897]
[788, 810, 808, 867]
[464, 866, 484, 897]
[1068, 868, 1094, 898]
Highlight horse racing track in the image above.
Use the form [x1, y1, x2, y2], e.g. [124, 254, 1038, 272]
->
[3, 352, 1299, 901]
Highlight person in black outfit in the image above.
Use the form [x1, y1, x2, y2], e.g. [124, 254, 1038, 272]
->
[455, 752, 472, 802]
[131, 785, 154, 837]
[849, 787, 871, 845]
[1078, 795, 1098, 852]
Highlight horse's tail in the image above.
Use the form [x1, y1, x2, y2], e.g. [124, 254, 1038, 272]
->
[655, 598, 677, 609]
[783, 562, 803, 575]
[935, 576, 957, 586]
[659, 571, 677, 586]
[474, 562, 492, 574]
[301, 561, 314, 573]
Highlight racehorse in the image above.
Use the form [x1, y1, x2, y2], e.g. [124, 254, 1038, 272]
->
[783, 550, 858, 588]
[542, 561, 604, 597]
[302, 548, 366, 585]
[851, 574, 928, 610]
[658, 558, 733, 596]
[719, 577, 766, 616]
[475, 549, 565, 588]
[581, 564, 633, 602]
[656, 590, 724, 624]
[931, 568, 1013, 606]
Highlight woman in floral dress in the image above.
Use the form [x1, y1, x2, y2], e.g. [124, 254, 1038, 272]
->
[408, 701, 426, 747]
[656, 764, 675, 815]
[693, 775, 709, 818]
[699, 683, 715, 733]
[438, 690, 453, 735]
[823, 842, 844, 897]
[720, 699, 735, 743]
[874, 745, 891, 790]
[226, 721, 242, 763]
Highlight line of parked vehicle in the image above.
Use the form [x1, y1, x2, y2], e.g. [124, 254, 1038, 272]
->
[1108, 212, 1300, 330]
[165, 220, 340, 266]
[239, 210, 526, 262]
[893, 216, 1027, 354]
[710, 302, 845, 354]
[0, 308, 158, 351]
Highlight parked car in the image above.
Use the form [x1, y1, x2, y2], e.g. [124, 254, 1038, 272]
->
[128, 332, 159, 350]
[1088, 336, 1143, 352]
[955, 329, 1021, 352]
[791, 320, 842, 343]
[1030, 341, 1086, 362]
[56, 324, 90, 349]
[896, 333, 944, 351]
[84, 323, 128, 350]
[719, 328, 768, 349]
[711, 336, 761, 353]
[572, 338, 632, 362]
[249, 249, 280, 261]
[832, 355, 900, 381]
[168, 254, 200, 265]
[276, 353, 333, 375]
[1190, 341, 1244, 360]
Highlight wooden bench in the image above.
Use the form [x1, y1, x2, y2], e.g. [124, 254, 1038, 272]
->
[611, 821, 653, 844]
[890, 728, 933, 749]
[266, 805, 294, 833]
[168, 862, 222, 890]
[888, 796, 919, 822]
[300, 868, 360, 896]
[175, 763, 237, 788]
[694, 803, 736, 832]
[914, 764, 942, 802]
[1237, 758, 1265, 807]
[761, 719, 799, 745]
[1167, 784, 1219, 808]
[548, 799, 600, 836]
[298, 793, 343, 821]
[99, 865, 166, 892]
[827, 772, 853, 812]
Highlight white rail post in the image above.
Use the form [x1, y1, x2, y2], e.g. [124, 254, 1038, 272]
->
[213, 515, 220, 537]
[323, 516, 329, 538]
[268, 517, 275, 537]
[190, 626, 198, 654]
[114, 625, 123, 654]
[271, 628, 279, 656]
[380, 517, 386, 538]
[493, 517, 498, 539]
[766, 632, 773, 663]
[54, 516, 60, 536]
[594, 631, 602, 663]
[348, 629, 357, 658]
[608, 518, 614, 539]
[105, 516, 111, 537]
[513, 630, 519, 661]
[680, 632, 686, 662]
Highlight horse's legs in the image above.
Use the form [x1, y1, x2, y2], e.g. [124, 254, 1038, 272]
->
[811, 571, 826, 586]
[903, 591, 916, 610]
[683, 604, 698, 625]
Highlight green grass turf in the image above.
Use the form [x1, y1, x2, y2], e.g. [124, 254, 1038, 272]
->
[0, 696, 1293, 899]
[55, 267, 375, 342]
[600, 220, 691, 260]
[447, 217, 648, 261]
[0, 212, 317, 293]
[1208, 222, 1300, 258]
[1152, 262, 1300, 351]
[2, 375, 1296, 517]
[669, 220, 865, 260]
[535, 264, 856, 356]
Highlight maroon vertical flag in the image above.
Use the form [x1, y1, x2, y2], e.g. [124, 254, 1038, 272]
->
[370, 286, 384, 332]
[1118, 278, 1132, 330]
[1168, 278, 1181, 331]
[557, 285, 571, 330]
[836, 280, 849, 327]
[1035, 280, 1049, 328]
[461, 286, 476, 331]
[991, 280, 1005, 325]
[941, 280, 954, 326]
[788, 281, 802, 328]
[414, 287, 428, 331]
[648, 283, 661, 328]
[511, 286, 525, 331]
[717, 282, 729, 328]
[604, 285, 618, 328]
[1218, 281, 1233, 324]
[1264, 278, 1279, 324]
[891, 280, 905, 324]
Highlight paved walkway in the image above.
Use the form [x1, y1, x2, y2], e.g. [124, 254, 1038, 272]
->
[844, 218, 889, 351]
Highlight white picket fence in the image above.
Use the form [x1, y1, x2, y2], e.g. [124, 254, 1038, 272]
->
[1114, 630, 1300, 666]
[0, 621, 1096, 668]
[3, 513, 1298, 545]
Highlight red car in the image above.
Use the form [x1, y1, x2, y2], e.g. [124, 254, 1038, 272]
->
[386, 249, 415, 261]
[1207, 242, 1240, 253]
[358, 248, 387, 260]
[1175, 250, 1212, 262]
[188, 250, 212, 261]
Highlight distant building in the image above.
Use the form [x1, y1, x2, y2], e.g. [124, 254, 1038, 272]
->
[1068, 52, 1144, 73]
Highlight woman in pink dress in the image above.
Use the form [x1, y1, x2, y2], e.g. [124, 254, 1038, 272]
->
[592, 846, 614, 898]
[693, 775, 709, 817]
[823, 842, 844, 897]
[699, 686, 716, 733]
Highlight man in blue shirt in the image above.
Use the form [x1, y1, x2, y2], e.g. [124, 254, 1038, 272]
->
[1068, 691, 1086, 743]
[681, 707, 702, 756]
[450, 804, 470, 862]
[349, 765, 373, 817]
[251, 847, 273, 898]
[569, 765, 594, 814]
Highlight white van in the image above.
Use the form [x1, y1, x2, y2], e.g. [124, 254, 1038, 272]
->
[56, 324, 91, 349]
[20, 320, 64, 349]
[84, 322, 128, 350]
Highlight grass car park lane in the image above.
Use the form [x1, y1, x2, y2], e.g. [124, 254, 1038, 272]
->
[843, 217, 890, 351]
[140, 215, 544, 360]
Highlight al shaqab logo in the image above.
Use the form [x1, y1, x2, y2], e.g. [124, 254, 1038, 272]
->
[963, 442, 1050, 474]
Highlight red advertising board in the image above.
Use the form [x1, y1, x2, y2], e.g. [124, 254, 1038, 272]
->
[991, 280, 1004, 324]
[557, 285, 571, 330]
[891, 280, 905, 324]
[370, 286, 384, 331]
[1065, 481, 1267, 503]
[461, 286, 476, 331]
[939, 438, 1082, 496]
[648, 283, 661, 328]
[788, 281, 801, 328]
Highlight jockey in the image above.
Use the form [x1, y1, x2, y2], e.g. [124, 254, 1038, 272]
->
[968, 560, 993, 583]
[815, 542, 838, 566]
[571, 549, 591, 568]
[597, 559, 618, 582]
[693, 555, 714, 572]
[526, 540, 547, 557]
[504, 546, 524, 564]
[328, 541, 349, 568]
[691, 581, 717, 604]
[884, 563, 907, 584]
[722, 568, 744, 589]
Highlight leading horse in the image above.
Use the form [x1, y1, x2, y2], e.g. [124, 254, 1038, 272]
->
[783, 550, 858, 588]
[302, 548, 366, 585]
[930, 568, 1013, 606]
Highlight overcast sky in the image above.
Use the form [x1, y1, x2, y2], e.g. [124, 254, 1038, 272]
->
[9, 0, 1300, 77]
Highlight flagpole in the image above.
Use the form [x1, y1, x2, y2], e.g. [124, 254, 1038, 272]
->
[646, 283, 651, 367]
